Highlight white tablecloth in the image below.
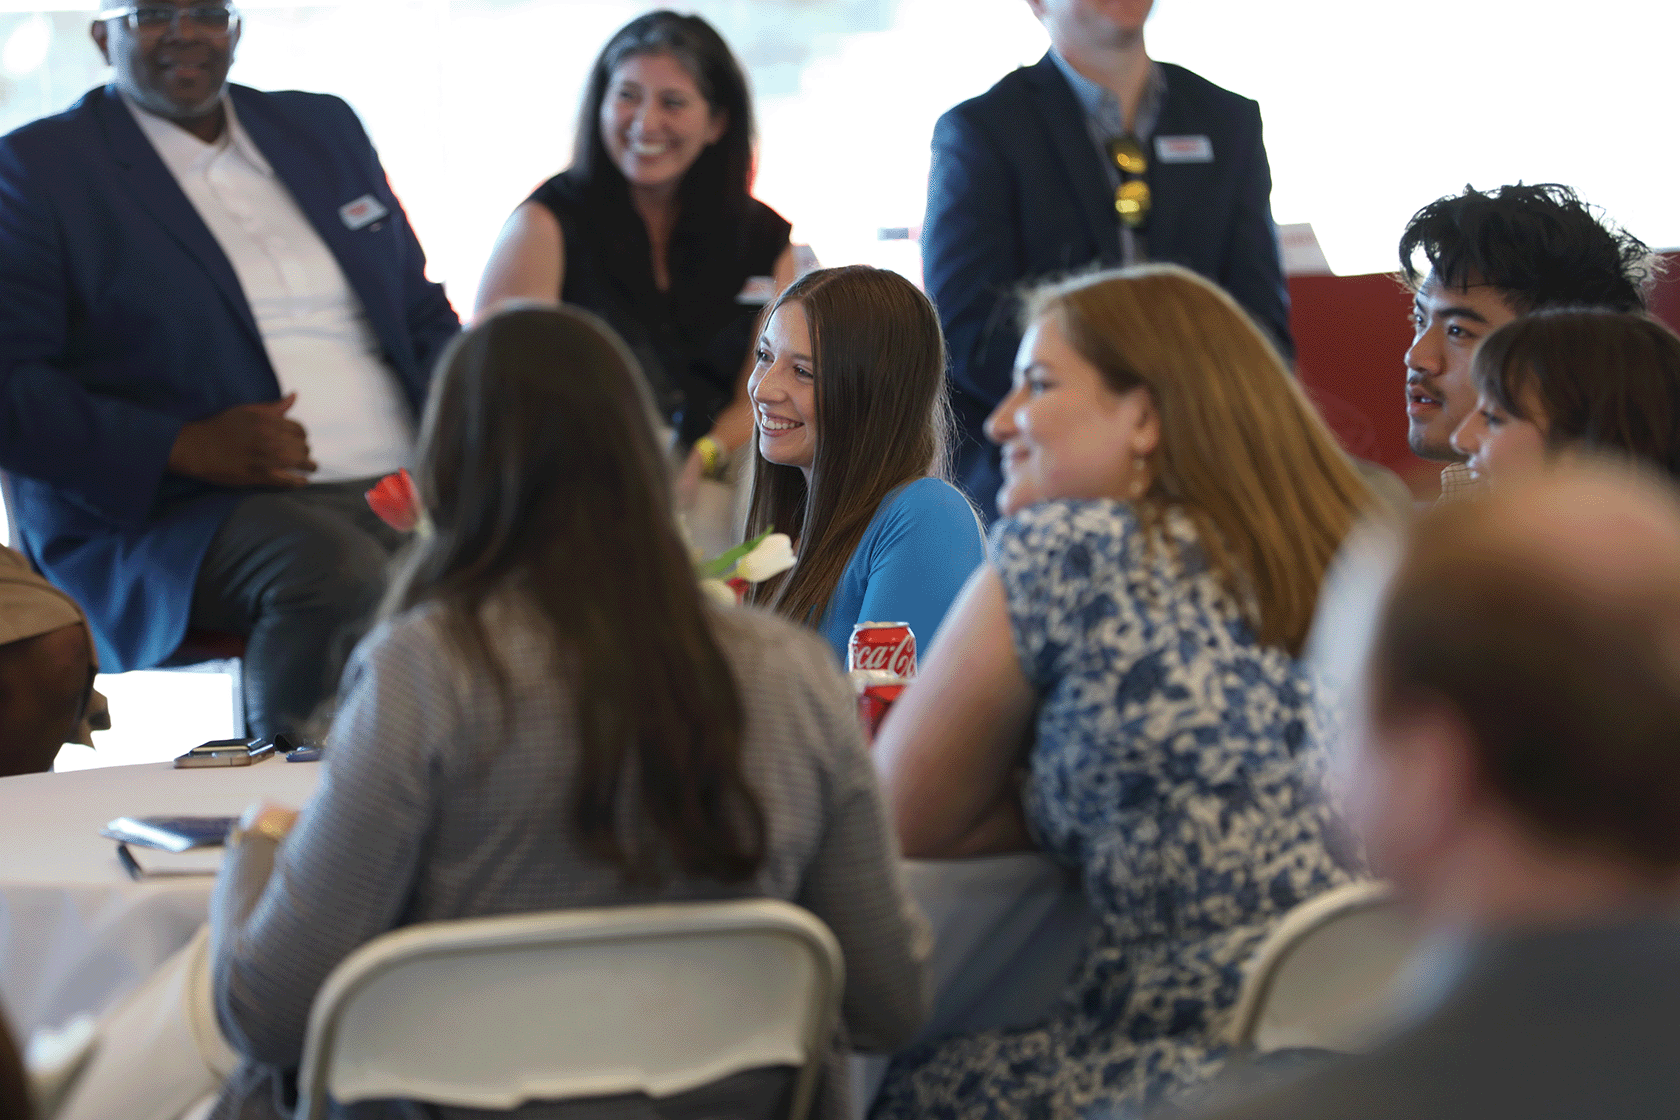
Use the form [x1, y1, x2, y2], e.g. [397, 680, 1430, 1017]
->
[0, 760, 322, 1038]
[1, 760, 1095, 1119]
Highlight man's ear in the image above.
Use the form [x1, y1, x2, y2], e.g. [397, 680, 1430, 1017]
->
[1360, 701, 1479, 882]
[89, 18, 111, 65]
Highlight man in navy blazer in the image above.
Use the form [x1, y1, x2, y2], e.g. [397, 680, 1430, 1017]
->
[925, 0, 1291, 521]
[0, 1, 459, 738]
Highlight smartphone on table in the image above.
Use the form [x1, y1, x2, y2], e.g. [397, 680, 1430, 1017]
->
[173, 736, 275, 768]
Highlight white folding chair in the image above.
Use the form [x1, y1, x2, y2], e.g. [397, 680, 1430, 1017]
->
[295, 899, 844, 1120]
[1227, 881, 1419, 1056]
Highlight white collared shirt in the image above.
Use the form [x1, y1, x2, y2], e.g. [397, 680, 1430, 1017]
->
[126, 95, 414, 482]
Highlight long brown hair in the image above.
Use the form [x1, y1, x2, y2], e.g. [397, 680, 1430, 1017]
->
[1024, 265, 1374, 655]
[744, 266, 953, 625]
[571, 11, 756, 229]
[386, 306, 764, 884]
[0, 1004, 28, 1120]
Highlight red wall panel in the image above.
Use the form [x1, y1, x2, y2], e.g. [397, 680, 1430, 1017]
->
[1289, 251, 1680, 499]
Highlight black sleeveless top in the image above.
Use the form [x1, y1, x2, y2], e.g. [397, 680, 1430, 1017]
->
[529, 170, 792, 448]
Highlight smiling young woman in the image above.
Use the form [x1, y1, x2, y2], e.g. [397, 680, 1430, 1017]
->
[743, 266, 985, 665]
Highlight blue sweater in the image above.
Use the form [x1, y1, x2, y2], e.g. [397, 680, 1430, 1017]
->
[818, 477, 985, 666]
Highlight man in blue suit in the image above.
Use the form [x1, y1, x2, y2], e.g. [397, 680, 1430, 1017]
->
[0, 0, 460, 738]
[924, 0, 1291, 521]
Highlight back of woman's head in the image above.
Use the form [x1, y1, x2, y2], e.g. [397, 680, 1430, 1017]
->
[392, 305, 763, 885]
[746, 265, 953, 624]
[1472, 309, 1680, 480]
[1025, 264, 1373, 655]
[573, 11, 755, 217]
[0, 1003, 28, 1120]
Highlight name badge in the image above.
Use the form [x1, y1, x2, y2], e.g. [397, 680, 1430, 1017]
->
[339, 195, 390, 230]
[1155, 135, 1214, 164]
[736, 276, 777, 305]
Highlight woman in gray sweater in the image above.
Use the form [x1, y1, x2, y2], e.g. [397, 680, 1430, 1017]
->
[206, 306, 930, 1120]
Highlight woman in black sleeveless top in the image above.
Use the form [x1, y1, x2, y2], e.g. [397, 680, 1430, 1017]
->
[478, 11, 795, 487]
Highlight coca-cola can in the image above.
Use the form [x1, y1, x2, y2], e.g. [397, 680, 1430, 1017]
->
[848, 621, 917, 678]
[857, 680, 907, 741]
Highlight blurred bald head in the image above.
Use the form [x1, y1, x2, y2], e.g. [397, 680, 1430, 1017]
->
[1358, 460, 1680, 917]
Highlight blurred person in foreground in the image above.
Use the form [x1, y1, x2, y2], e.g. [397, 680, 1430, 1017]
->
[0, 1005, 28, 1120]
[477, 11, 797, 522]
[1451, 309, 1680, 484]
[743, 266, 984, 665]
[206, 306, 928, 1120]
[1198, 461, 1680, 1120]
[1397, 184, 1650, 499]
[925, 0, 1293, 523]
[870, 265, 1375, 1120]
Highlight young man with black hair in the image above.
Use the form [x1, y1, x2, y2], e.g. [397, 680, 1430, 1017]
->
[1397, 184, 1650, 493]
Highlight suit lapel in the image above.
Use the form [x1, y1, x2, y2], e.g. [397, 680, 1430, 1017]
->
[230, 87, 402, 360]
[1022, 54, 1120, 262]
[1145, 67, 1200, 266]
[93, 86, 263, 347]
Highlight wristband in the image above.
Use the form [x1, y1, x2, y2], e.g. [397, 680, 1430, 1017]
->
[695, 435, 726, 480]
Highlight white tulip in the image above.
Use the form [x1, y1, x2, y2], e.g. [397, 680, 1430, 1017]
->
[734, 533, 796, 582]
[699, 579, 740, 608]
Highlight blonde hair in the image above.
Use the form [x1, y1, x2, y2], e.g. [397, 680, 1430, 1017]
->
[1023, 264, 1374, 655]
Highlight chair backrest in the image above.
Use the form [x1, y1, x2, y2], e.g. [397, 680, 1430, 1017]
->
[1227, 881, 1419, 1055]
[295, 899, 845, 1120]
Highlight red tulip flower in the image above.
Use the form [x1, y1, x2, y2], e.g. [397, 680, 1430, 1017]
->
[365, 468, 423, 533]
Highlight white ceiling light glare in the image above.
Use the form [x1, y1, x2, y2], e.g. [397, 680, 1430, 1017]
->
[2, 13, 51, 80]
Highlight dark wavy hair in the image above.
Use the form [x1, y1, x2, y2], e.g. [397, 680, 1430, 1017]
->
[1471, 309, 1680, 480]
[1398, 183, 1652, 313]
[570, 10, 755, 228]
[386, 306, 765, 886]
[745, 266, 955, 627]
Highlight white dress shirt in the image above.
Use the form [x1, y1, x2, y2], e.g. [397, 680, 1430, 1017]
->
[126, 96, 414, 482]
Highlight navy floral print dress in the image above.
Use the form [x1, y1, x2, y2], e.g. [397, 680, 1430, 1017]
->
[872, 500, 1359, 1120]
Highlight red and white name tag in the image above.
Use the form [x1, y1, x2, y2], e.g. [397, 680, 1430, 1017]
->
[1154, 135, 1214, 164]
[338, 194, 390, 230]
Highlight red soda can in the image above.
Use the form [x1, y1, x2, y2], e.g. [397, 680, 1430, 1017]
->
[848, 621, 917, 678]
[857, 681, 907, 741]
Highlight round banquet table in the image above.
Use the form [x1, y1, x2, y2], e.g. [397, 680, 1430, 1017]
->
[0, 759, 322, 1039]
[0, 759, 1094, 1118]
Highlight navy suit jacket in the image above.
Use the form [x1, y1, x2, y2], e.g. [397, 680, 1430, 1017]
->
[0, 84, 460, 672]
[923, 55, 1292, 520]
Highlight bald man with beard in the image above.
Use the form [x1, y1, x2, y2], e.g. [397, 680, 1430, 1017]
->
[1197, 461, 1680, 1120]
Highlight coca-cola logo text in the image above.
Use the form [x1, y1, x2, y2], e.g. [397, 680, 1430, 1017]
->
[853, 633, 915, 676]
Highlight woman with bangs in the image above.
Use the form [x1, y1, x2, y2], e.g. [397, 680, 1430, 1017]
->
[744, 265, 984, 665]
[871, 264, 1377, 1120]
[1451, 309, 1680, 483]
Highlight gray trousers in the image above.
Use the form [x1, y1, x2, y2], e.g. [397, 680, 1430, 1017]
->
[189, 479, 405, 739]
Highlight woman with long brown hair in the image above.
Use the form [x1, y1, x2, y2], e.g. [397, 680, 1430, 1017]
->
[744, 265, 984, 662]
[871, 265, 1375, 1120]
[203, 306, 928, 1120]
